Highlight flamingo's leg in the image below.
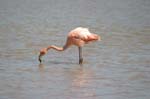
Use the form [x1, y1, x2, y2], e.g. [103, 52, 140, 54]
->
[78, 47, 83, 64]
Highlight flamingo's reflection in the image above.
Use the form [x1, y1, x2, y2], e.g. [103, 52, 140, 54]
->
[72, 67, 89, 87]
[68, 66, 96, 97]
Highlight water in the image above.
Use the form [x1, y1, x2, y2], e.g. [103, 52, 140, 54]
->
[0, 0, 150, 99]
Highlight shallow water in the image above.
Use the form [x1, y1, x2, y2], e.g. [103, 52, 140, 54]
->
[0, 0, 150, 99]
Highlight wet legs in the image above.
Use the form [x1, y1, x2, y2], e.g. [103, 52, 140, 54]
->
[78, 47, 83, 64]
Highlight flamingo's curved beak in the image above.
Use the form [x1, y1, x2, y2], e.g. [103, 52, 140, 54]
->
[38, 54, 42, 63]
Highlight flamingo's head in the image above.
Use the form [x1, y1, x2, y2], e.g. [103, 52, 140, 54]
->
[38, 48, 48, 63]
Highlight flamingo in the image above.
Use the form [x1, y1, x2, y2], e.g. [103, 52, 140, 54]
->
[39, 27, 101, 64]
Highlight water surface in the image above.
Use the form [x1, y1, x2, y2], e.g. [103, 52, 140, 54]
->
[0, 0, 150, 99]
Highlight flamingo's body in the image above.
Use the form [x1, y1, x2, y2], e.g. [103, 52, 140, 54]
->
[39, 27, 100, 64]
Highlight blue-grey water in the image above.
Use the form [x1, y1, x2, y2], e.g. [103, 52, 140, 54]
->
[0, 0, 150, 99]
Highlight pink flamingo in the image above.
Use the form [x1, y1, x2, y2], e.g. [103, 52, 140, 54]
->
[39, 27, 101, 64]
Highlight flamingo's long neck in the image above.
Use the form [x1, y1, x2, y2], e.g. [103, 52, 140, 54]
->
[39, 45, 68, 63]
[47, 44, 69, 51]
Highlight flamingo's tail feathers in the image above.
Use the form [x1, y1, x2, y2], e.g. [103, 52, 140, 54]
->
[86, 34, 101, 42]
